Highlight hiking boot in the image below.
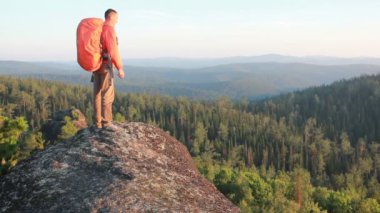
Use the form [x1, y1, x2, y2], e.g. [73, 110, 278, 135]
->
[102, 123, 120, 132]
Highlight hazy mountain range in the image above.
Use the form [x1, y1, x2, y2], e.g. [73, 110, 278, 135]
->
[1, 54, 380, 99]
[124, 54, 380, 69]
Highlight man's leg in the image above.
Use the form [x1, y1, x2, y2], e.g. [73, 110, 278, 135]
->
[93, 72, 103, 128]
[101, 70, 115, 127]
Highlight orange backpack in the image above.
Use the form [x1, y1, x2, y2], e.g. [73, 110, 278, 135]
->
[76, 18, 104, 72]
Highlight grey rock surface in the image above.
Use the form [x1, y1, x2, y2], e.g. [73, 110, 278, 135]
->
[0, 122, 240, 212]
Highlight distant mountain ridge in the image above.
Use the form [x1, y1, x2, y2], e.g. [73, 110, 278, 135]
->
[4, 54, 380, 69]
[124, 54, 380, 69]
[1, 59, 380, 99]
[0, 60, 77, 75]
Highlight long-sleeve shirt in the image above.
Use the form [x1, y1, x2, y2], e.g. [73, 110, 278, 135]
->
[101, 22, 123, 71]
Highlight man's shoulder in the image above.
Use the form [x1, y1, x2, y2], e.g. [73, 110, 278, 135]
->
[102, 25, 116, 36]
[102, 25, 115, 31]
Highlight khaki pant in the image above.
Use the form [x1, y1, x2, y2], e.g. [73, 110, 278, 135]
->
[93, 64, 114, 128]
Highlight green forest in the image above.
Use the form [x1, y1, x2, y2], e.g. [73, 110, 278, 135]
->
[1, 75, 380, 212]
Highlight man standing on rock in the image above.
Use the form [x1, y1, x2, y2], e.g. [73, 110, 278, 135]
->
[93, 9, 125, 130]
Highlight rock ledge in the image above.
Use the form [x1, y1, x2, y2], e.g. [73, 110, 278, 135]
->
[0, 122, 240, 212]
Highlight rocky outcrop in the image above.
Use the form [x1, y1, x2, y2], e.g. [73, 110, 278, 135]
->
[0, 122, 240, 212]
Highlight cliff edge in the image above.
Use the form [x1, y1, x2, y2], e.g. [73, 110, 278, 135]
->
[0, 122, 240, 212]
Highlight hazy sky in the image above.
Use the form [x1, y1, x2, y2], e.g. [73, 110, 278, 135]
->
[1, 0, 380, 61]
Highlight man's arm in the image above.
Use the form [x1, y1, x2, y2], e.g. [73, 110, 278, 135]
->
[105, 28, 124, 78]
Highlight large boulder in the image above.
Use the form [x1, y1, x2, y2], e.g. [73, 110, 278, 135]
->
[0, 122, 240, 212]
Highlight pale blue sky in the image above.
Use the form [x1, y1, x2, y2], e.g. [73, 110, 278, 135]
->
[1, 0, 380, 61]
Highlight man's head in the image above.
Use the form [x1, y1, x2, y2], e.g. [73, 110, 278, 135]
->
[104, 9, 118, 24]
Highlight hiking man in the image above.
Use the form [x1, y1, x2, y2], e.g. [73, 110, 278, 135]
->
[93, 8, 125, 129]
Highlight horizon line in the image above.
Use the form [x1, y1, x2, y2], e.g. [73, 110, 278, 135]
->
[2, 53, 380, 63]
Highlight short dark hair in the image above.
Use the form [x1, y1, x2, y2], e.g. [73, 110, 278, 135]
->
[105, 9, 117, 19]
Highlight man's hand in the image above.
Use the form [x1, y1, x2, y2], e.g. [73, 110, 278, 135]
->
[118, 69, 125, 79]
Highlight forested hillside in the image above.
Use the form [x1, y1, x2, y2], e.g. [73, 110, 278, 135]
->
[1, 75, 380, 212]
[252, 74, 380, 150]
